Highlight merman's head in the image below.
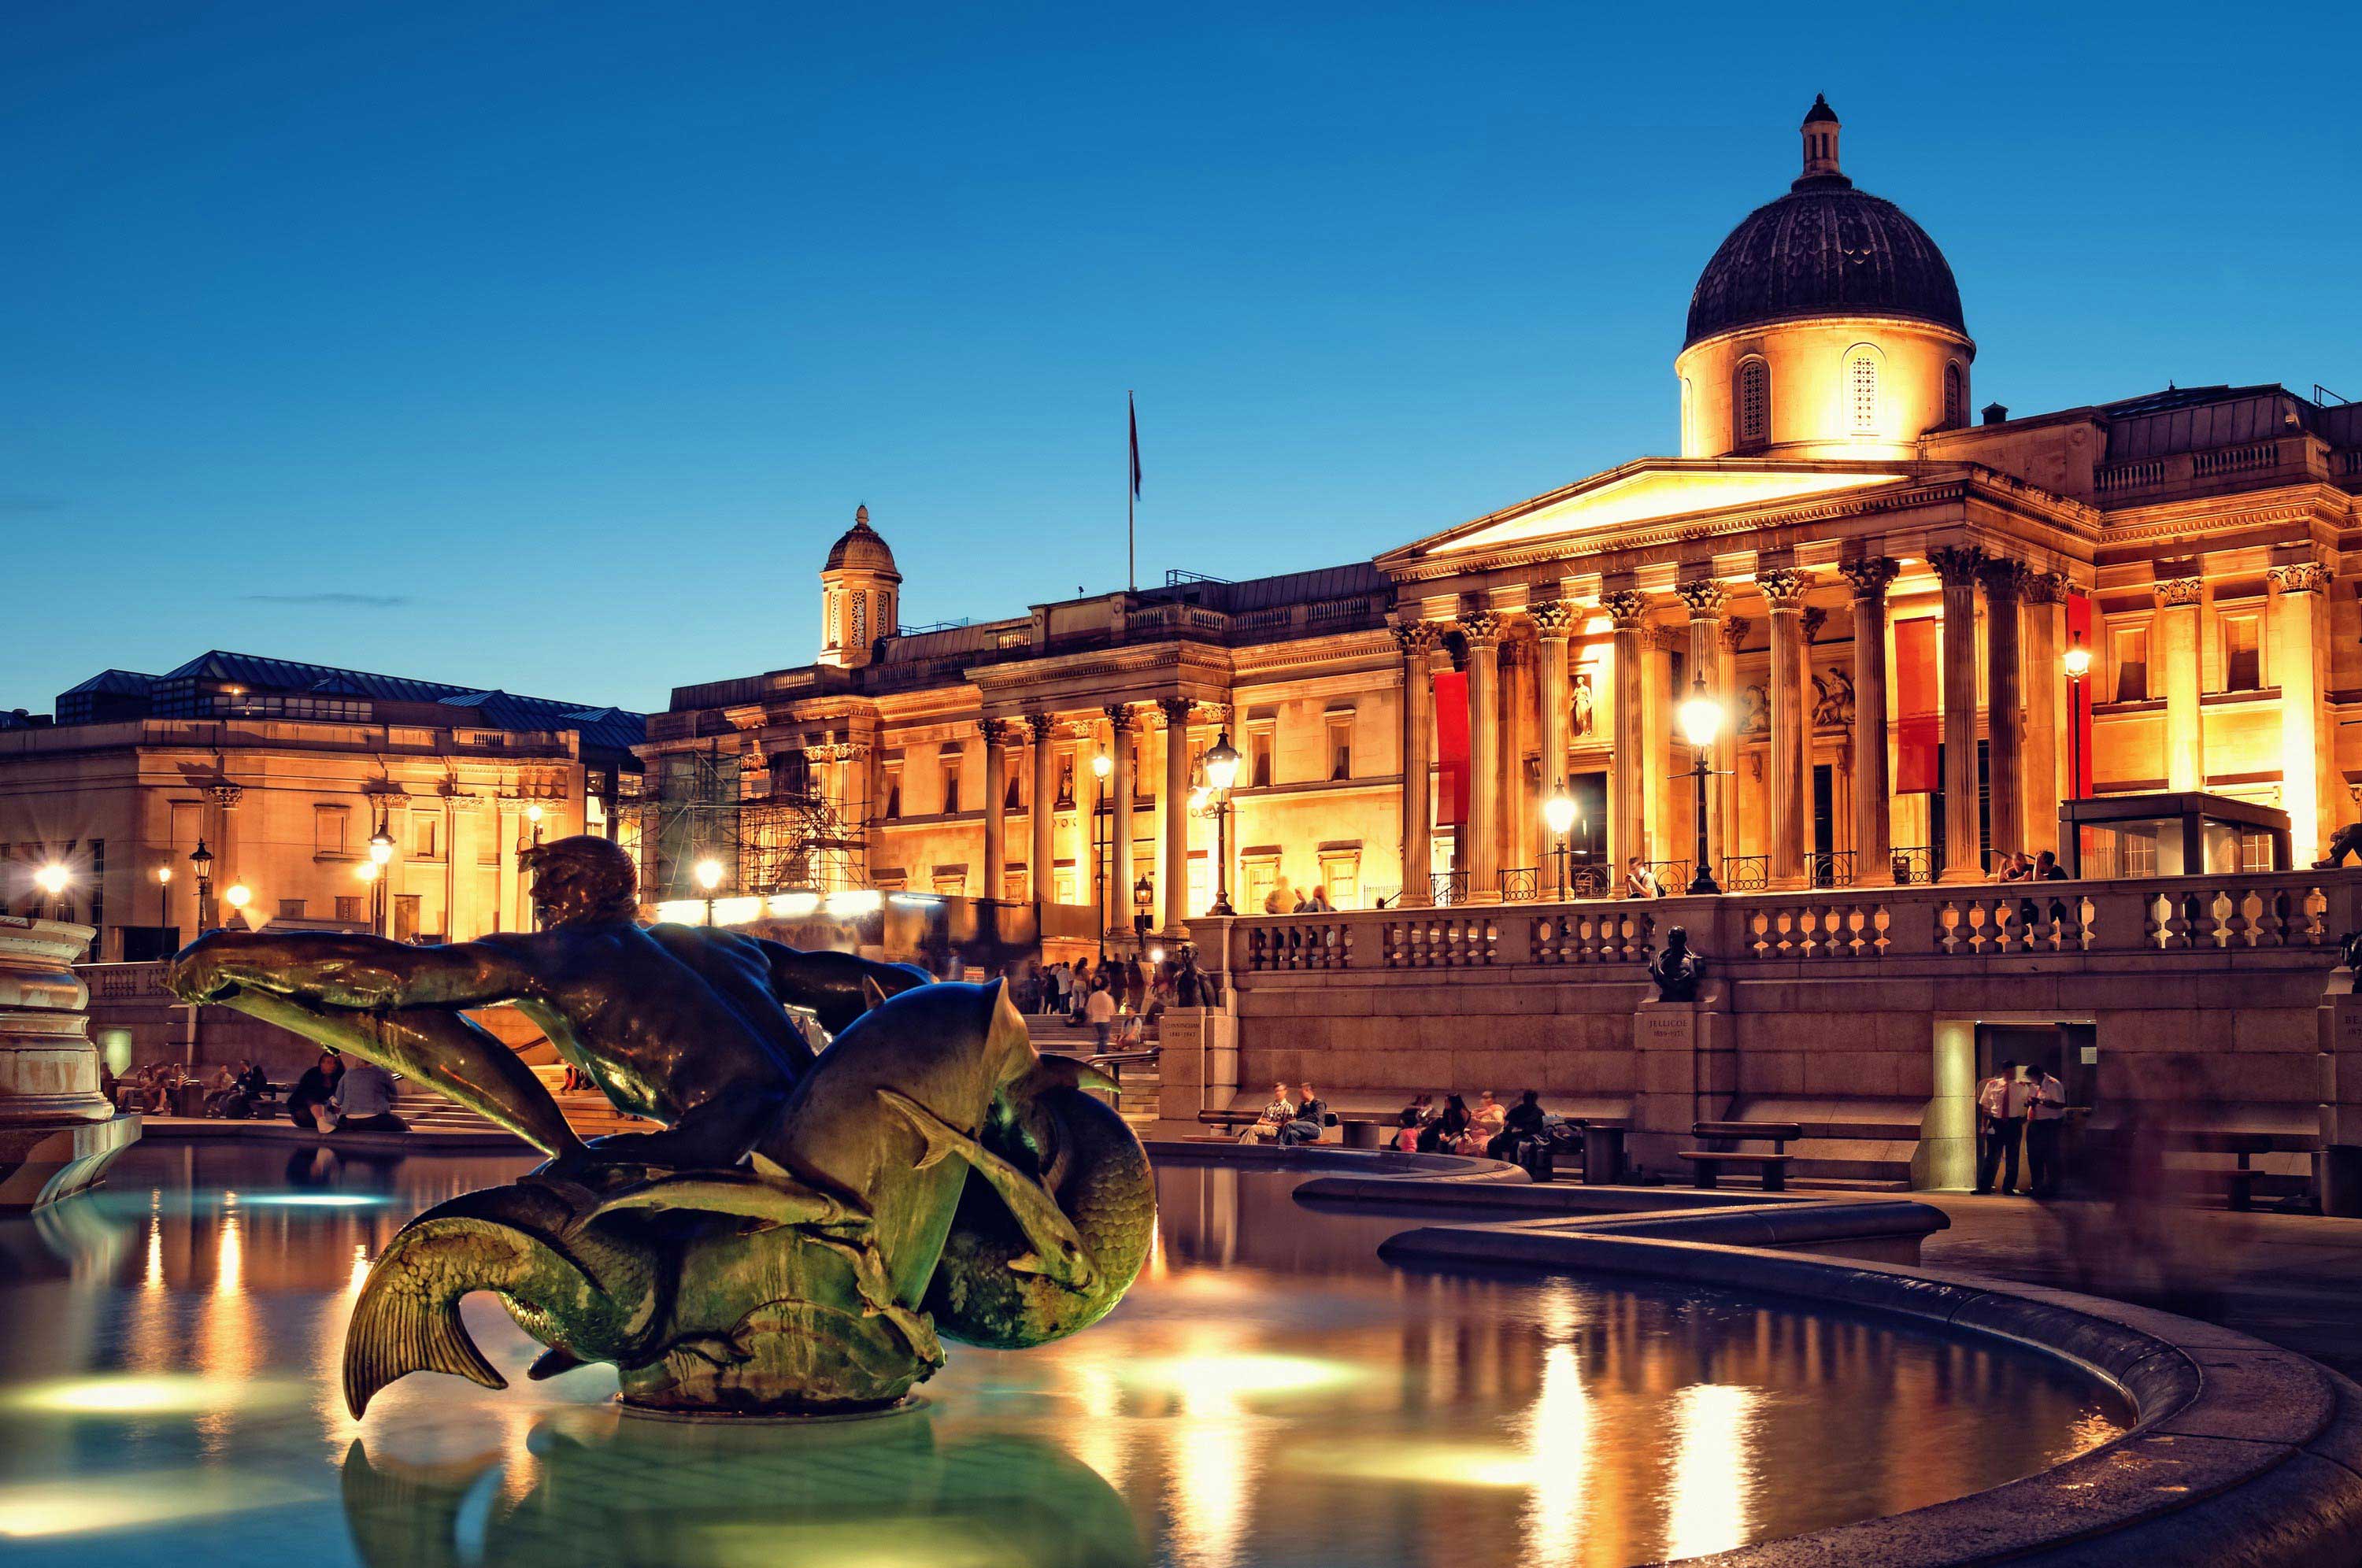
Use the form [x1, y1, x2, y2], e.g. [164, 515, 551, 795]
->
[520, 835, 639, 928]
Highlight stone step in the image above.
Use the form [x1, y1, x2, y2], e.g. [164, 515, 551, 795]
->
[1789, 1174, 1915, 1193]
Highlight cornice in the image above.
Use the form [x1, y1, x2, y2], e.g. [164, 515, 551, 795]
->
[2094, 483, 2351, 549]
[964, 639, 1235, 695]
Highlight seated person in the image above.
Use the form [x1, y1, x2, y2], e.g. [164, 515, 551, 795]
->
[1420, 1093, 1472, 1154]
[317, 1057, 408, 1134]
[287, 1051, 345, 1130]
[202, 1062, 242, 1116]
[1239, 1081, 1296, 1144]
[1486, 1089, 1549, 1160]
[1276, 1082, 1328, 1146]
[1392, 1103, 1425, 1152]
[1472, 1090, 1507, 1138]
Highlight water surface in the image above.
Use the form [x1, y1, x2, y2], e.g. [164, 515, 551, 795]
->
[0, 1144, 2125, 1566]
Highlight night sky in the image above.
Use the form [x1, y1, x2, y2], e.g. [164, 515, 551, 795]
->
[5, 1, 2354, 715]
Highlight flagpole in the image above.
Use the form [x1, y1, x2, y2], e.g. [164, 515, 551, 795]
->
[1127, 390, 1136, 594]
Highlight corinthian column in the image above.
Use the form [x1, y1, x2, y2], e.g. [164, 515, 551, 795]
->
[1157, 699, 1194, 929]
[1460, 610, 1504, 900]
[1839, 558, 1899, 878]
[2270, 560, 2331, 862]
[1981, 560, 2025, 859]
[1929, 545, 1986, 882]
[2156, 573, 2205, 793]
[1675, 581, 1726, 869]
[1603, 590, 1649, 878]
[2020, 571, 2064, 856]
[1716, 616, 1748, 865]
[1027, 713, 1057, 902]
[981, 719, 1009, 902]
[1105, 705, 1135, 929]
[1755, 569, 1810, 888]
[1393, 622, 1441, 906]
[1529, 601, 1576, 802]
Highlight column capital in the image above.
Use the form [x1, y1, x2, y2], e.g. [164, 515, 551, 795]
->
[1927, 545, 1985, 588]
[1390, 619, 1444, 654]
[1155, 696, 1198, 726]
[1755, 568, 1810, 612]
[1838, 557, 1901, 601]
[2019, 568, 2068, 605]
[206, 783, 246, 810]
[1979, 557, 2027, 600]
[1650, 623, 1686, 653]
[2268, 560, 2331, 597]
[1104, 703, 1136, 732]
[1799, 605, 1827, 643]
[1526, 599, 1579, 639]
[1458, 609, 1505, 649]
[1674, 579, 1727, 620]
[1717, 615, 1752, 652]
[979, 717, 1015, 746]
[2153, 575, 2204, 608]
[1601, 589, 1650, 630]
[1024, 712, 1058, 741]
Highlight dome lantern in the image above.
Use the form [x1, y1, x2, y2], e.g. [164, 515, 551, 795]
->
[817, 504, 902, 669]
[1800, 94, 1843, 184]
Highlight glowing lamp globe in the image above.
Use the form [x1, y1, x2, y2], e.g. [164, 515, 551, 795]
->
[1678, 678, 1722, 749]
[2063, 640, 2092, 679]
[1542, 786, 1576, 838]
[35, 864, 69, 897]
[1202, 733, 1241, 792]
[694, 859, 724, 893]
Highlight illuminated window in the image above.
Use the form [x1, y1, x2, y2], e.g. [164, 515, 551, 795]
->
[1850, 355, 1879, 431]
[1943, 363, 1964, 429]
[939, 748, 963, 815]
[1319, 849, 1361, 909]
[1325, 711, 1354, 780]
[1734, 359, 1769, 447]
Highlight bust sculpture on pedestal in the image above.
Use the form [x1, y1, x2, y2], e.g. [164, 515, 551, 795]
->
[1647, 926, 1706, 1004]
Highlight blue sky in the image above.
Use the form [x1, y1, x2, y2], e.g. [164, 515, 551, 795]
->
[4, 1, 2355, 714]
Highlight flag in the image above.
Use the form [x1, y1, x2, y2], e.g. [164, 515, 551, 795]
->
[1894, 616, 1939, 793]
[1128, 392, 1142, 499]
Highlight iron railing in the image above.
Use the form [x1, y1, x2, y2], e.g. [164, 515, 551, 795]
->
[1430, 871, 1469, 908]
[1498, 867, 1539, 902]
[1720, 855, 1771, 892]
[1808, 849, 1856, 889]
[1890, 845, 1938, 885]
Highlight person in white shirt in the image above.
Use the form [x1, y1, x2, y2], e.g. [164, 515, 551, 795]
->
[1974, 1060, 2031, 1195]
[1083, 981, 1118, 1049]
[2023, 1068, 2069, 1196]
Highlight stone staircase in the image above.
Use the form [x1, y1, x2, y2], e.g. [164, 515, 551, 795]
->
[1727, 1096, 1923, 1190]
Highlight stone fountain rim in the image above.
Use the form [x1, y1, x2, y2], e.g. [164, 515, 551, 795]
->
[1185, 1142, 2362, 1568]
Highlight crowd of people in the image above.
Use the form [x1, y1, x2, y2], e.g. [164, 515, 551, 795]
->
[1239, 1083, 1557, 1163]
[1975, 1058, 2070, 1196]
[102, 1049, 409, 1136]
[1009, 947, 1220, 1048]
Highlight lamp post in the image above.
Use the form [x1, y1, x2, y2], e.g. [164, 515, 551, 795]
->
[526, 803, 545, 848]
[1132, 872, 1153, 952]
[1202, 732, 1240, 915]
[2062, 634, 2091, 877]
[224, 882, 252, 930]
[1677, 675, 1725, 895]
[155, 865, 173, 958]
[367, 823, 395, 937]
[189, 840, 216, 931]
[1542, 782, 1575, 902]
[1090, 752, 1113, 962]
[695, 857, 724, 927]
[35, 863, 69, 923]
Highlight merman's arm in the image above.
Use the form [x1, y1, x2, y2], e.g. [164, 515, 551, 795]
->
[169, 929, 542, 1010]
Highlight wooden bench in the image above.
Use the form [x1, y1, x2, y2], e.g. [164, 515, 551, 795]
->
[2174, 1129, 2314, 1211]
[1678, 1120, 1801, 1191]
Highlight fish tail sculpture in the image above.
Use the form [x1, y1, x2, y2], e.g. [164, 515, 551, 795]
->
[343, 1181, 666, 1418]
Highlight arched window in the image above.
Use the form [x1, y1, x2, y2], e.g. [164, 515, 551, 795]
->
[850, 591, 868, 646]
[1849, 354, 1879, 433]
[824, 591, 839, 649]
[1734, 358, 1769, 448]
[1943, 362, 1964, 429]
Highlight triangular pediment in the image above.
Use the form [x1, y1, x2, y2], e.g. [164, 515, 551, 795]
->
[1378, 460, 1911, 567]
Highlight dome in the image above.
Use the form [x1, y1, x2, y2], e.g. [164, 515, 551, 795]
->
[824, 504, 899, 575]
[1683, 101, 1965, 350]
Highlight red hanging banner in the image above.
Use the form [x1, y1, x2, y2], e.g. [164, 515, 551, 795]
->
[2064, 590, 2094, 798]
[1433, 670, 1469, 827]
[1894, 616, 1940, 794]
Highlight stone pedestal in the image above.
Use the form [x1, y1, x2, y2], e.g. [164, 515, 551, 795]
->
[2319, 975, 2362, 1217]
[1157, 1005, 1237, 1122]
[0, 917, 139, 1210]
[1629, 996, 1731, 1177]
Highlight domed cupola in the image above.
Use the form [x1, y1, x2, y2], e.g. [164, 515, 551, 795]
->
[1675, 98, 1975, 460]
[817, 505, 901, 669]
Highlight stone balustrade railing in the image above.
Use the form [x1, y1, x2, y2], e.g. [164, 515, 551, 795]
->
[1213, 869, 2360, 974]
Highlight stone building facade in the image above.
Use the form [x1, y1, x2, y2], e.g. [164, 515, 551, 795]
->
[644, 99, 2359, 929]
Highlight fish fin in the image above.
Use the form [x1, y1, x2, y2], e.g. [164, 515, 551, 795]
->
[588, 1172, 865, 1233]
[876, 1089, 1099, 1296]
[342, 1235, 509, 1418]
[806, 1234, 943, 1366]
[875, 1087, 967, 1171]
[671, 1333, 742, 1369]
[746, 1149, 790, 1182]
[860, 975, 890, 1011]
[527, 1347, 583, 1381]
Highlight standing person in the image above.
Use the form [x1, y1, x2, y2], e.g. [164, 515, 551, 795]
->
[1974, 1060, 2030, 1195]
[2025, 1064, 2069, 1196]
[1084, 978, 1117, 1050]
[1125, 956, 1148, 1016]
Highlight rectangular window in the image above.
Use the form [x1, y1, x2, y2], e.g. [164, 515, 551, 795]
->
[394, 893, 422, 941]
[932, 867, 966, 897]
[1319, 850, 1361, 910]
[882, 763, 903, 820]
[939, 756, 961, 816]
[1242, 854, 1279, 914]
[413, 814, 439, 860]
[335, 896, 364, 923]
[1187, 853, 1210, 916]
[277, 898, 307, 920]
[2112, 627, 2149, 703]
[1325, 712, 1353, 781]
[1850, 356, 1879, 431]
[1248, 726, 1275, 789]
[313, 805, 350, 855]
[2223, 615, 2261, 692]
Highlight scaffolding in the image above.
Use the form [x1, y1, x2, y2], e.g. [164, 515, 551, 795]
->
[619, 745, 868, 901]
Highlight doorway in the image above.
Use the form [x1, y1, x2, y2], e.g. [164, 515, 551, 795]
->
[1976, 1022, 2097, 1114]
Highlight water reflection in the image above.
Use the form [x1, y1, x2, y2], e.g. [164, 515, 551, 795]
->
[0, 1144, 2129, 1568]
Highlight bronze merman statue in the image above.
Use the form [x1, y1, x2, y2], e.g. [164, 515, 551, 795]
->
[165, 837, 1157, 1418]
[168, 836, 931, 1170]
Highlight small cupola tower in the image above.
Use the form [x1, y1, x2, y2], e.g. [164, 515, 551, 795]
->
[817, 504, 901, 669]
[1799, 94, 1846, 186]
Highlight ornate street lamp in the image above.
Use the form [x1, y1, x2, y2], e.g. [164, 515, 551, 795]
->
[189, 840, 216, 931]
[694, 856, 724, 927]
[1542, 782, 1576, 902]
[1202, 732, 1241, 915]
[35, 863, 69, 924]
[1677, 675, 1726, 895]
[2063, 634, 2091, 875]
[1132, 871, 1154, 950]
[154, 864, 173, 958]
[1089, 752, 1114, 961]
[224, 882, 253, 930]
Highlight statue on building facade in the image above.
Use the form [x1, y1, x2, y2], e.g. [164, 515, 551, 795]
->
[167, 836, 1154, 1418]
[1646, 926, 1706, 1003]
[1571, 672, 1595, 738]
